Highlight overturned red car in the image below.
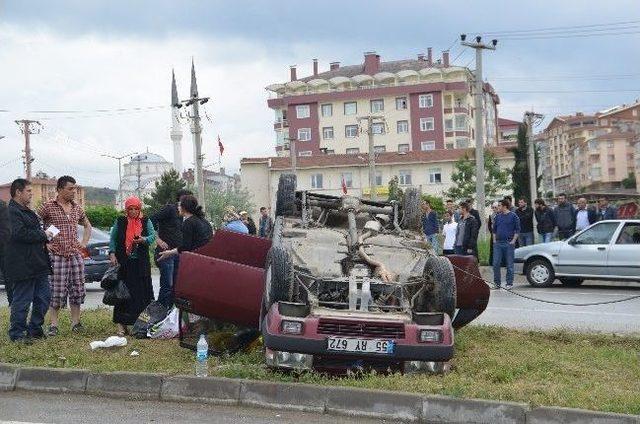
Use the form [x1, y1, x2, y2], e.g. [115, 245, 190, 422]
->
[175, 174, 490, 374]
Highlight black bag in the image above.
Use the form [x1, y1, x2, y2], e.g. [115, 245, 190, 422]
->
[102, 280, 131, 306]
[100, 265, 120, 291]
[132, 301, 168, 339]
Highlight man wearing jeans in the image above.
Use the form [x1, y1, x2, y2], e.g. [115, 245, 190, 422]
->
[5, 179, 52, 343]
[492, 199, 520, 289]
[515, 198, 534, 246]
[421, 200, 439, 254]
[151, 189, 192, 308]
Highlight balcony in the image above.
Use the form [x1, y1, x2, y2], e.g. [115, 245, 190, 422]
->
[273, 119, 289, 130]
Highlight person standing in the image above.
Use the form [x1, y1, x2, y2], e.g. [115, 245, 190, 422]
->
[466, 198, 482, 239]
[421, 200, 439, 254]
[441, 211, 458, 255]
[108, 197, 156, 336]
[534, 199, 556, 243]
[223, 206, 249, 234]
[553, 193, 576, 240]
[487, 202, 500, 266]
[0, 199, 11, 305]
[258, 207, 274, 238]
[6, 179, 52, 342]
[445, 199, 461, 223]
[240, 211, 257, 235]
[151, 189, 192, 308]
[575, 197, 597, 232]
[515, 198, 534, 246]
[454, 202, 479, 257]
[597, 197, 617, 221]
[492, 199, 520, 290]
[157, 195, 213, 261]
[38, 176, 91, 336]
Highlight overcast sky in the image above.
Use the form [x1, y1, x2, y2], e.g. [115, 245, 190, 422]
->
[1, 0, 639, 188]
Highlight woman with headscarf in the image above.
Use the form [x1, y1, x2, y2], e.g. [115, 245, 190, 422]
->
[157, 195, 213, 262]
[108, 197, 156, 336]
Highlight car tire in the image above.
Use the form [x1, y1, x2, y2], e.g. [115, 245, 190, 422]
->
[275, 174, 297, 217]
[264, 246, 296, 310]
[415, 256, 457, 319]
[401, 187, 422, 231]
[526, 259, 555, 287]
[559, 278, 584, 287]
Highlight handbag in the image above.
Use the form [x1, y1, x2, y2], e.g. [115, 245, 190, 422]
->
[100, 265, 120, 291]
[102, 280, 131, 306]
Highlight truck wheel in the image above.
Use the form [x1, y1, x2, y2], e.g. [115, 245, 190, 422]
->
[526, 259, 555, 287]
[415, 256, 457, 319]
[275, 174, 297, 217]
[401, 187, 422, 231]
[264, 246, 295, 309]
[559, 278, 584, 287]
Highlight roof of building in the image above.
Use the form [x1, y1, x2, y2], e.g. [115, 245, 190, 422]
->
[241, 145, 515, 170]
[129, 152, 169, 164]
[598, 99, 640, 117]
[299, 59, 463, 82]
[498, 117, 521, 127]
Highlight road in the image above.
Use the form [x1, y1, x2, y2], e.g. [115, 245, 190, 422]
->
[0, 391, 386, 424]
[1, 270, 639, 334]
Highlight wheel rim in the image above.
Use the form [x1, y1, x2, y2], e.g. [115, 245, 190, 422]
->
[530, 264, 549, 284]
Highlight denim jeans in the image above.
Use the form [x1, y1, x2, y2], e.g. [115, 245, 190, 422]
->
[156, 254, 180, 308]
[518, 232, 534, 247]
[493, 241, 515, 287]
[425, 234, 439, 254]
[540, 232, 554, 243]
[9, 274, 51, 341]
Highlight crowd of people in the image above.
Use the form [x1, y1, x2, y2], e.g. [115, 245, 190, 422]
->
[423, 194, 623, 289]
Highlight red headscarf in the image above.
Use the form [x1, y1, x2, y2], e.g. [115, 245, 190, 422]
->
[124, 197, 143, 255]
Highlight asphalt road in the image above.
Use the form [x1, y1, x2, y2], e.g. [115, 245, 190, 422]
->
[0, 391, 386, 424]
[1, 269, 639, 335]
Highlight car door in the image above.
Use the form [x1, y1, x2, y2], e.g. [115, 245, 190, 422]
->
[555, 221, 620, 277]
[606, 222, 640, 280]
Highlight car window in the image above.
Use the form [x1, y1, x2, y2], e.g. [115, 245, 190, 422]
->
[616, 223, 640, 245]
[573, 222, 619, 245]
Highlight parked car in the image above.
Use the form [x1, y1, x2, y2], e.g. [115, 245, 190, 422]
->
[515, 219, 640, 287]
[77, 225, 111, 284]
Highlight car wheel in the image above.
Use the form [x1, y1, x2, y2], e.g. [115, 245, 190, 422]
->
[414, 256, 457, 319]
[401, 187, 422, 231]
[526, 259, 555, 287]
[264, 246, 296, 310]
[275, 174, 297, 217]
[559, 278, 584, 287]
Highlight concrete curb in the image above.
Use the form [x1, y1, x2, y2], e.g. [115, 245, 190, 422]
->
[1, 363, 639, 423]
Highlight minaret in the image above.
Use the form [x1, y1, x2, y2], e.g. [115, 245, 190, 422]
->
[170, 69, 183, 173]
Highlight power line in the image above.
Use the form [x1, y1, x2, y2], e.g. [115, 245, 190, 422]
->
[0, 105, 167, 114]
[497, 30, 640, 41]
[500, 89, 640, 94]
[451, 47, 469, 65]
[478, 19, 640, 36]
[490, 73, 640, 81]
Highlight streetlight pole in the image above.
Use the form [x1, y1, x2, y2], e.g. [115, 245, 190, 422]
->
[102, 152, 137, 207]
[460, 34, 497, 236]
[524, 111, 544, 205]
[357, 115, 385, 201]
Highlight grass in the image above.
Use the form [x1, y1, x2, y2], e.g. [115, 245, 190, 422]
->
[1, 307, 639, 415]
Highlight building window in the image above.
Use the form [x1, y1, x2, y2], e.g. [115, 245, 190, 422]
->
[396, 97, 407, 110]
[322, 127, 334, 140]
[297, 128, 311, 141]
[454, 114, 467, 130]
[325, 149, 335, 154]
[421, 141, 436, 151]
[608, 154, 615, 162]
[398, 144, 410, 153]
[345, 125, 358, 138]
[371, 123, 385, 134]
[455, 138, 469, 148]
[344, 102, 357, 115]
[296, 105, 310, 119]
[419, 94, 433, 108]
[311, 174, 323, 188]
[445, 142, 454, 149]
[375, 171, 383, 186]
[341, 172, 353, 188]
[589, 140, 598, 150]
[370, 99, 384, 113]
[397, 120, 409, 134]
[420, 117, 435, 131]
[298, 151, 312, 157]
[608, 168, 616, 176]
[374, 145, 386, 153]
[607, 141, 614, 148]
[321, 104, 333, 117]
[399, 170, 412, 185]
[444, 118, 453, 131]
[428, 168, 442, 184]
[346, 148, 360, 155]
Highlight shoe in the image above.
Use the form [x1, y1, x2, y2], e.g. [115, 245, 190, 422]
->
[47, 326, 58, 337]
[71, 323, 84, 333]
[11, 337, 33, 345]
[505, 284, 514, 290]
[30, 330, 46, 339]
[492, 284, 502, 290]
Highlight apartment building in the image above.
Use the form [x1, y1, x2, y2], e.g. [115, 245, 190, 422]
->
[0, 177, 86, 206]
[538, 99, 640, 194]
[266, 50, 501, 157]
[498, 117, 521, 143]
[240, 146, 514, 217]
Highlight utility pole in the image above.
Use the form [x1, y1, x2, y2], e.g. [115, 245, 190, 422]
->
[285, 136, 297, 174]
[357, 115, 385, 201]
[15, 120, 41, 179]
[102, 152, 137, 207]
[524, 111, 544, 205]
[461, 34, 497, 236]
[181, 59, 209, 210]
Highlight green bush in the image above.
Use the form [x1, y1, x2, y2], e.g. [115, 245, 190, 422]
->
[85, 205, 120, 229]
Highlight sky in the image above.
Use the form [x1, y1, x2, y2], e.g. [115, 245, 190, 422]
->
[1, 0, 639, 188]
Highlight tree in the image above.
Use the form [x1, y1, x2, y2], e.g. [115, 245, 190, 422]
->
[443, 151, 511, 205]
[510, 123, 542, 203]
[85, 205, 119, 229]
[143, 169, 187, 216]
[622, 172, 637, 189]
[204, 187, 255, 229]
[422, 194, 445, 216]
[387, 176, 403, 201]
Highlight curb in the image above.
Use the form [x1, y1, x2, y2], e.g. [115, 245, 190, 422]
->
[1, 363, 639, 423]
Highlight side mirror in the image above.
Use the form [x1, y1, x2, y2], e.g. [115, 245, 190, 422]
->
[567, 238, 577, 246]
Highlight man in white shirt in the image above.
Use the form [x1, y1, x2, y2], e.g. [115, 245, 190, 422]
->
[575, 197, 597, 232]
[441, 211, 458, 255]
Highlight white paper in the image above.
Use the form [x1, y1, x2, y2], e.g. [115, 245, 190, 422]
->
[46, 225, 60, 238]
[89, 336, 128, 350]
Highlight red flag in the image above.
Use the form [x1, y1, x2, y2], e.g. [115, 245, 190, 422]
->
[217, 135, 224, 155]
[341, 176, 348, 195]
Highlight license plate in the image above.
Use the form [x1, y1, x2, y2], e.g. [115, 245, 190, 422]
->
[98, 248, 109, 256]
[327, 337, 395, 354]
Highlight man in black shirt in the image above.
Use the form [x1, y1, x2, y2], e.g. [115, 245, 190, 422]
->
[151, 189, 192, 308]
[515, 198, 534, 246]
[0, 199, 11, 304]
[466, 198, 482, 240]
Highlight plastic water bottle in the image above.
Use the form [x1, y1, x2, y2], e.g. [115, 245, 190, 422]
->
[195, 334, 208, 377]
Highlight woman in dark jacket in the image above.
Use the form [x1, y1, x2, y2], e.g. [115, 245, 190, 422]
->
[108, 197, 156, 336]
[157, 195, 213, 261]
[454, 202, 479, 258]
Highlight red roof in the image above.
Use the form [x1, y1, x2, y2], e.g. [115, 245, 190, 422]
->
[498, 117, 521, 127]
